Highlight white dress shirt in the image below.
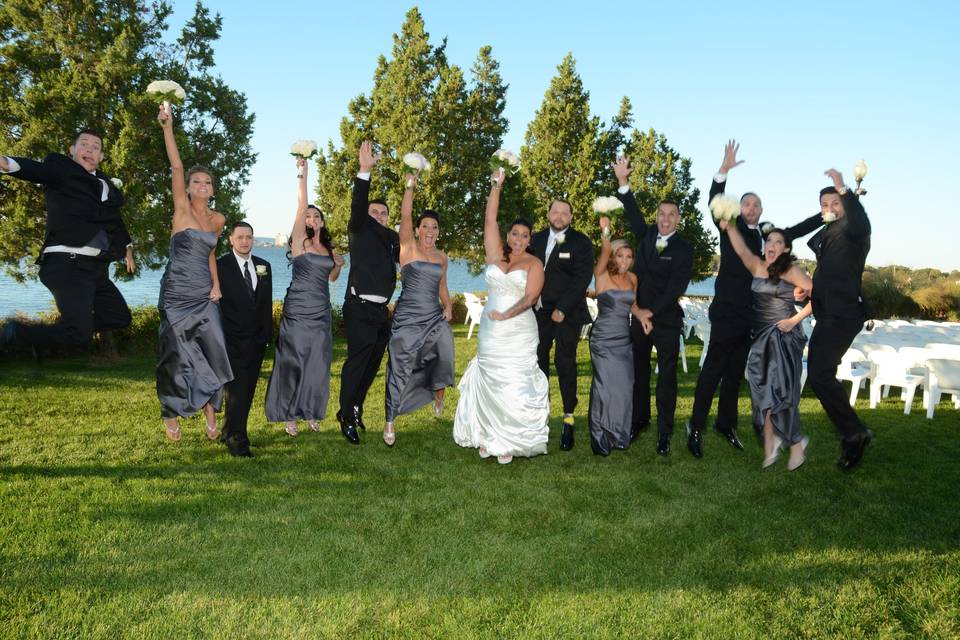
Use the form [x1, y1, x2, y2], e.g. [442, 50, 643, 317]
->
[234, 251, 258, 291]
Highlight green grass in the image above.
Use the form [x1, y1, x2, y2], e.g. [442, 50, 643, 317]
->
[1, 328, 958, 639]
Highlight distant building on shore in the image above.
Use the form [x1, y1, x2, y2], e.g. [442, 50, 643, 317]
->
[274, 233, 288, 247]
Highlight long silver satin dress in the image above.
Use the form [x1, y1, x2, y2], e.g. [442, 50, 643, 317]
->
[588, 288, 635, 454]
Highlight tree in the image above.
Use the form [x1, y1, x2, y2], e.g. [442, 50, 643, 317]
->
[315, 8, 511, 269]
[0, 0, 255, 280]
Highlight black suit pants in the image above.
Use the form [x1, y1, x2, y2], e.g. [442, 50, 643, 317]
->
[339, 297, 391, 416]
[223, 339, 266, 452]
[20, 253, 131, 348]
[632, 322, 682, 435]
[689, 328, 751, 432]
[535, 309, 582, 414]
[807, 317, 868, 440]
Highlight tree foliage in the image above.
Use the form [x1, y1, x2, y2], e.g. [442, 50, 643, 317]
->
[0, 0, 255, 281]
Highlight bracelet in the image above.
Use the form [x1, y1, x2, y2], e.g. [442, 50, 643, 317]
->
[601, 227, 610, 238]
[837, 185, 849, 195]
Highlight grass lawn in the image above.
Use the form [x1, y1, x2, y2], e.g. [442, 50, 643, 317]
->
[1, 327, 958, 639]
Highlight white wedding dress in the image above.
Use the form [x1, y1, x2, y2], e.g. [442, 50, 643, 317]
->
[453, 264, 549, 458]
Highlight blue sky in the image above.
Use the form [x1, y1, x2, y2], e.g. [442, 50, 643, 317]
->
[167, 1, 959, 270]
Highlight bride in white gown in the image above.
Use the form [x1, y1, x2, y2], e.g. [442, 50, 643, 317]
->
[453, 168, 550, 464]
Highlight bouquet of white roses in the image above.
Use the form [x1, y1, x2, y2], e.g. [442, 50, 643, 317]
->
[490, 149, 520, 184]
[403, 152, 431, 188]
[592, 196, 624, 215]
[709, 194, 740, 222]
[290, 140, 319, 178]
[146, 80, 186, 121]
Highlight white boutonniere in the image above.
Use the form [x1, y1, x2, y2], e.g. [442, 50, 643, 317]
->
[656, 237, 668, 254]
[255, 264, 268, 276]
[761, 222, 774, 235]
[822, 212, 837, 223]
[555, 231, 566, 245]
[110, 177, 123, 189]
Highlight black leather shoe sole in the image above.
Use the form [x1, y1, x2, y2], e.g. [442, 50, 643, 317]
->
[560, 424, 574, 451]
[714, 424, 745, 451]
[839, 429, 873, 471]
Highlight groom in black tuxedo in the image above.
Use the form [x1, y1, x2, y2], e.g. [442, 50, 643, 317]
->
[0, 130, 134, 355]
[686, 141, 824, 458]
[807, 169, 873, 470]
[217, 221, 273, 457]
[532, 199, 595, 450]
[615, 157, 693, 456]
[337, 141, 400, 444]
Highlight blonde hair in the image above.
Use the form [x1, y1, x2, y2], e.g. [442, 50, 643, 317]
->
[607, 239, 634, 276]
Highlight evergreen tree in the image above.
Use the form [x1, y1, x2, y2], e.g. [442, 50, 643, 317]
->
[0, 0, 255, 280]
[316, 9, 511, 269]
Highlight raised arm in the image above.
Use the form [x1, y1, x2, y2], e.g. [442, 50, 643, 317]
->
[289, 158, 310, 257]
[350, 141, 379, 230]
[613, 156, 647, 239]
[825, 169, 871, 241]
[720, 218, 765, 276]
[708, 139, 744, 226]
[399, 173, 417, 258]
[594, 216, 612, 281]
[489, 259, 545, 321]
[159, 104, 187, 214]
[483, 168, 505, 264]
[0, 154, 59, 184]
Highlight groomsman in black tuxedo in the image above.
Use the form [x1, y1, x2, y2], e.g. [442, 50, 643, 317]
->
[807, 169, 874, 470]
[337, 141, 400, 445]
[686, 141, 823, 458]
[0, 130, 134, 355]
[216, 221, 273, 457]
[614, 157, 693, 455]
[531, 199, 594, 450]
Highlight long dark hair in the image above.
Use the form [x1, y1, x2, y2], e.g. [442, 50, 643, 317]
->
[287, 205, 335, 261]
[766, 229, 795, 284]
[503, 217, 536, 263]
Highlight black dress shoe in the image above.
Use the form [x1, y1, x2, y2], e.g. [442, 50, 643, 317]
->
[354, 407, 367, 431]
[560, 419, 574, 451]
[337, 410, 360, 445]
[229, 448, 253, 458]
[630, 422, 648, 442]
[714, 424, 745, 451]
[686, 425, 703, 458]
[656, 433, 671, 456]
[838, 429, 873, 471]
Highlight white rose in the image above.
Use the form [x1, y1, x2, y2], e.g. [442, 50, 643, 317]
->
[592, 196, 624, 214]
[853, 159, 868, 181]
[761, 222, 774, 234]
[110, 177, 123, 189]
[656, 237, 668, 253]
[255, 264, 268, 276]
[709, 194, 740, 222]
[146, 79, 186, 102]
[290, 139, 318, 158]
[403, 152, 430, 172]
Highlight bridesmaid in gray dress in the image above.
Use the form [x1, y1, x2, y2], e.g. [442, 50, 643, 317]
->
[720, 218, 814, 470]
[382, 171, 454, 446]
[156, 103, 232, 442]
[265, 159, 343, 436]
[588, 216, 638, 455]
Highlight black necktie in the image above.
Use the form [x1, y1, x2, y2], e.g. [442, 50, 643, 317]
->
[243, 261, 254, 298]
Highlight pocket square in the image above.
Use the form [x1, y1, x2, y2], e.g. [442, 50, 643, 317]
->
[659, 255, 673, 260]
[559, 252, 571, 259]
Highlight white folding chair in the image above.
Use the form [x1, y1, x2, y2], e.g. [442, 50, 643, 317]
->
[581, 297, 599, 339]
[925, 358, 960, 419]
[836, 348, 873, 406]
[464, 297, 485, 339]
[867, 349, 926, 414]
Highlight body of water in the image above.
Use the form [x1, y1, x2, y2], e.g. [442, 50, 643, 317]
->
[0, 245, 716, 317]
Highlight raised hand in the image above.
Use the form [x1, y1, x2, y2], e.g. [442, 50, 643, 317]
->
[359, 140, 380, 173]
[718, 218, 729, 232]
[613, 156, 633, 186]
[720, 139, 744, 174]
[404, 172, 418, 189]
[491, 167, 506, 187]
[599, 216, 611, 231]
[158, 103, 173, 129]
[824, 168, 844, 190]
[0, 156, 9, 172]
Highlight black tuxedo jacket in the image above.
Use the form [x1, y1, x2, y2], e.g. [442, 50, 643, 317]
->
[345, 177, 399, 301]
[707, 178, 824, 334]
[531, 226, 594, 324]
[618, 190, 693, 330]
[808, 191, 871, 320]
[216, 253, 273, 346]
[9, 153, 131, 260]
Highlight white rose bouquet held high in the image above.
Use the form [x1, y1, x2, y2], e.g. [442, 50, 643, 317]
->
[290, 140, 318, 178]
[592, 196, 624, 215]
[709, 194, 740, 222]
[853, 159, 868, 196]
[403, 152, 431, 188]
[490, 149, 520, 185]
[146, 80, 187, 122]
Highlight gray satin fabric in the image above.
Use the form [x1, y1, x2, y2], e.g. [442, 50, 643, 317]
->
[746, 277, 807, 444]
[156, 229, 233, 418]
[588, 288, 636, 454]
[265, 253, 334, 421]
[385, 261, 454, 421]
